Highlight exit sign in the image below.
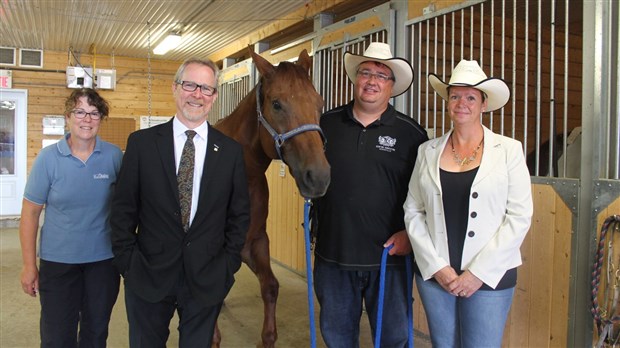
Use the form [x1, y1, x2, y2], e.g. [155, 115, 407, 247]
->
[0, 70, 12, 88]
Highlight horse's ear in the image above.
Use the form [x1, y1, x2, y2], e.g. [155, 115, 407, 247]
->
[248, 47, 275, 76]
[297, 49, 312, 74]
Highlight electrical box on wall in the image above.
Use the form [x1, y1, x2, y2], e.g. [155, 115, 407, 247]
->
[42, 115, 66, 135]
[66, 66, 93, 88]
[95, 68, 116, 90]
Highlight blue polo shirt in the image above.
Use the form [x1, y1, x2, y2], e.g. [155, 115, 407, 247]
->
[24, 133, 123, 264]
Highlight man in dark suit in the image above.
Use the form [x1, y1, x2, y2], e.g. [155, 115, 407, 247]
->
[111, 58, 250, 347]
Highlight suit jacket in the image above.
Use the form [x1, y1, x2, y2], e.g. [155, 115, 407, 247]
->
[111, 119, 250, 307]
[404, 125, 533, 288]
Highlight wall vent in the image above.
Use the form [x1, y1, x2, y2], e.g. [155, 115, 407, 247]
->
[19, 49, 43, 68]
[0, 47, 16, 66]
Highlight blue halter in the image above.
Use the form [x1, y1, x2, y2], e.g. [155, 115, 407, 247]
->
[255, 80, 326, 161]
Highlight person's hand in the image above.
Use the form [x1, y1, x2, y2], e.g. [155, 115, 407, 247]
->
[447, 270, 483, 298]
[383, 230, 412, 256]
[433, 266, 459, 292]
[20, 266, 39, 297]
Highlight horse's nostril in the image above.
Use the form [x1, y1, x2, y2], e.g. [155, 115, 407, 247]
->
[303, 168, 330, 193]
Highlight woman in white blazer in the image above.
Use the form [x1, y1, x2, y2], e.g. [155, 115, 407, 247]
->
[404, 60, 533, 348]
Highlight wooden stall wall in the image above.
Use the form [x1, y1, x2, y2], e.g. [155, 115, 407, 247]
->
[10, 50, 180, 174]
[265, 161, 307, 274]
[412, 183, 574, 347]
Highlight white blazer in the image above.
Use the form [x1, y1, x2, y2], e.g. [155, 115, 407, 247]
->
[404, 126, 533, 288]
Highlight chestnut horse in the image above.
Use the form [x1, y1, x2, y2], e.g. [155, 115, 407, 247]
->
[212, 49, 331, 347]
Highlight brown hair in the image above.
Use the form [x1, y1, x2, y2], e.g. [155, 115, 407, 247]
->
[64, 88, 110, 120]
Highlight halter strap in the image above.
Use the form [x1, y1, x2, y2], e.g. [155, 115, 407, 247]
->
[255, 80, 326, 161]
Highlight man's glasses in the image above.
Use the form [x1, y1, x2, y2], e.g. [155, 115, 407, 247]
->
[176, 81, 217, 96]
[356, 69, 394, 83]
[71, 109, 102, 120]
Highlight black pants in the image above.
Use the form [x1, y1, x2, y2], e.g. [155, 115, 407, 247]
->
[39, 258, 120, 348]
[124, 275, 222, 348]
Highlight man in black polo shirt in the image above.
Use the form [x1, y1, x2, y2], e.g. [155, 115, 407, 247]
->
[313, 42, 428, 347]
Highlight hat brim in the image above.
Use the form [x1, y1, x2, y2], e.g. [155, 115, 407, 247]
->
[344, 52, 414, 97]
[428, 73, 510, 112]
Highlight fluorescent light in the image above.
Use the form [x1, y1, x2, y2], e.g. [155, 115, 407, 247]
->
[153, 33, 182, 55]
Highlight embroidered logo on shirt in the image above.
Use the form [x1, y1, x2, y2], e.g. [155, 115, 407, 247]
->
[376, 136, 397, 152]
[93, 173, 110, 179]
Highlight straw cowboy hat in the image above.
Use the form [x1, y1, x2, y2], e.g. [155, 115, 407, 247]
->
[344, 42, 414, 97]
[428, 59, 510, 112]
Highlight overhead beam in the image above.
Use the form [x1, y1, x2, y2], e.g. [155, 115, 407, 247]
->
[207, 0, 349, 63]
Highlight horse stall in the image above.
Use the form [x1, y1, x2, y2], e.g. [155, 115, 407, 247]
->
[407, 1, 620, 346]
[407, 1, 583, 346]
[230, 0, 620, 347]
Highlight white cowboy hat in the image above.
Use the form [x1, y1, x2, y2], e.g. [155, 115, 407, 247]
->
[428, 59, 510, 112]
[344, 42, 414, 97]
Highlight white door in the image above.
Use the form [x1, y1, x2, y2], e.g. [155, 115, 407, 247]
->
[0, 89, 27, 216]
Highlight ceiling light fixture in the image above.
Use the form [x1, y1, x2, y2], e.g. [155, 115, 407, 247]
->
[153, 32, 182, 55]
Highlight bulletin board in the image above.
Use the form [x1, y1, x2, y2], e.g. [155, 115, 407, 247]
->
[98, 117, 136, 151]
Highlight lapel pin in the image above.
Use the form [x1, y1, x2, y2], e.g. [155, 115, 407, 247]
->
[213, 144, 219, 152]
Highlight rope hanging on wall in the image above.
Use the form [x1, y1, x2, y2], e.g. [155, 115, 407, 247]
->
[591, 215, 620, 347]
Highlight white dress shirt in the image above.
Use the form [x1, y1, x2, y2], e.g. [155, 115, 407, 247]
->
[173, 116, 209, 227]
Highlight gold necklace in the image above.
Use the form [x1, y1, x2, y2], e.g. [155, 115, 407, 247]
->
[450, 135, 484, 166]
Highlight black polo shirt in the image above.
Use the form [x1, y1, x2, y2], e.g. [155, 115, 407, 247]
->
[314, 101, 428, 270]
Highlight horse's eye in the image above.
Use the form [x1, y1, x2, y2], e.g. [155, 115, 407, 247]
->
[272, 100, 282, 111]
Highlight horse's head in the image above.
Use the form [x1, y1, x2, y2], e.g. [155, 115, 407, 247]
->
[251, 48, 330, 198]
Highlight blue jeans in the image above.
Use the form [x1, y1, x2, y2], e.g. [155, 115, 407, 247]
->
[313, 258, 412, 348]
[415, 277, 514, 348]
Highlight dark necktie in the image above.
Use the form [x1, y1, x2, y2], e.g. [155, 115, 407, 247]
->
[178, 130, 196, 232]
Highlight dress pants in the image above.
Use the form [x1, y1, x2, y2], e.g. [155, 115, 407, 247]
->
[39, 258, 120, 348]
[124, 272, 222, 348]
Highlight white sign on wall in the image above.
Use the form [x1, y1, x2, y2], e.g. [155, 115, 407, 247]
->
[140, 116, 172, 129]
[42, 115, 66, 135]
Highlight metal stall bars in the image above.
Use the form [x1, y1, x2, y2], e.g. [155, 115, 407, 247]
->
[313, 3, 393, 112]
[406, 0, 587, 347]
[315, 31, 387, 111]
[407, 0, 580, 178]
[209, 58, 254, 124]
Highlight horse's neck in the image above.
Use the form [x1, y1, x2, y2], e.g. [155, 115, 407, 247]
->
[218, 90, 258, 144]
[217, 89, 272, 172]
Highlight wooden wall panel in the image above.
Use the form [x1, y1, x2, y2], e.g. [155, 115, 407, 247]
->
[13, 50, 180, 174]
[266, 161, 306, 274]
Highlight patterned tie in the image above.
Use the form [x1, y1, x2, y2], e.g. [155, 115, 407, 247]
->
[178, 130, 196, 232]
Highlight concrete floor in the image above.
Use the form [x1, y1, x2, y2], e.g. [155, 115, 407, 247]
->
[1, 225, 431, 347]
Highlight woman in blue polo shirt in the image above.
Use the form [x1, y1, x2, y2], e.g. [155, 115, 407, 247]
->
[19, 88, 123, 347]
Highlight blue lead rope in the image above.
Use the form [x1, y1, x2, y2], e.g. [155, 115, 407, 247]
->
[303, 198, 317, 348]
[303, 198, 414, 348]
[405, 254, 414, 348]
[374, 245, 414, 348]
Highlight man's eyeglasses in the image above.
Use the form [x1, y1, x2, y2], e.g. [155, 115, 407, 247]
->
[72, 109, 102, 120]
[176, 81, 217, 96]
[356, 69, 394, 83]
